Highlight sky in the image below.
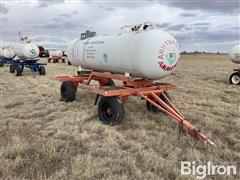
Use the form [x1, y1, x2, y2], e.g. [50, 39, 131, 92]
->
[0, 0, 239, 52]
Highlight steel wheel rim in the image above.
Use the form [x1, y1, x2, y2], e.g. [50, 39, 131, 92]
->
[61, 86, 67, 99]
[102, 103, 113, 119]
[232, 75, 240, 84]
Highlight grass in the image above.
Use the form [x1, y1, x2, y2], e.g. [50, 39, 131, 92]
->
[0, 54, 239, 179]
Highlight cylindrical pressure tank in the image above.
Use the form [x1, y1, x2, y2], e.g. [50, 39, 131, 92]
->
[68, 26, 180, 80]
[49, 50, 63, 57]
[12, 42, 39, 59]
[229, 44, 240, 64]
[0, 47, 15, 59]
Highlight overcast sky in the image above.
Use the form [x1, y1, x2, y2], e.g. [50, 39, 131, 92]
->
[1, 0, 239, 52]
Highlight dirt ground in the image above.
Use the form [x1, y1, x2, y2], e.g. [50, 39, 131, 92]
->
[0, 54, 239, 179]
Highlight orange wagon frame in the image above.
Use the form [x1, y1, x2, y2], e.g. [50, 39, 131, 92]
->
[54, 71, 214, 145]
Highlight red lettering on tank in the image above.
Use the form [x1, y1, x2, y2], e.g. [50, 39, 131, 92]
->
[159, 49, 164, 54]
[157, 40, 179, 72]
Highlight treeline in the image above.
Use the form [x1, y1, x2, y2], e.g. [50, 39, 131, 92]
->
[181, 51, 227, 55]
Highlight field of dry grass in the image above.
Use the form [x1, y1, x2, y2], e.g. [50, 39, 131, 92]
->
[0, 54, 239, 179]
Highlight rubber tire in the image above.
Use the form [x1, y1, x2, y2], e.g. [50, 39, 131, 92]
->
[146, 92, 171, 113]
[38, 66, 46, 75]
[9, 65, 15, 73]
[229, 72, 240, 85]
[0, 61, 4, 67]
[98, 96, 125, 125]
[15, 65, 22, 76]
[103, 79, 115, 86]
[48, 59, 51, 63]
[60, 81, 76, 102]
[108, 79, 115, 86]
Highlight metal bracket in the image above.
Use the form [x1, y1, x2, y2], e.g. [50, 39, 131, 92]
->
[94, 94, 100, 105]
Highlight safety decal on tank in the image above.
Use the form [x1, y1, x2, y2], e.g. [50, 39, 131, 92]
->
[157, 40, 180, 71]
[103, 53, 108, 63]
[30, 49, 36, 55]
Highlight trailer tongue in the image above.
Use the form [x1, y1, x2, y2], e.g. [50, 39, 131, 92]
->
[54, 71, 214, 146]
[140, 92, 214, 145]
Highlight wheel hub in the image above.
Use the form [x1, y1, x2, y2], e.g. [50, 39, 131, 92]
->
[232, 75, 240, 84]
[102, 103, 113, 118]
[106, 107, 112, 116]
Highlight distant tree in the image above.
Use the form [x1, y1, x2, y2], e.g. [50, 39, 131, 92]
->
[193, 51, 200, 54]
[181, 50, 187, 55]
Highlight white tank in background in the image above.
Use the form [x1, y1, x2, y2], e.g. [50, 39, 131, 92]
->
[49, 50, 63, 57]
[0, 47, 15, 59]
[12, 42, 39, 59]
[67, 22, 180, 80]
[229, 44, 240, 64]
[229, 44, 240, 85]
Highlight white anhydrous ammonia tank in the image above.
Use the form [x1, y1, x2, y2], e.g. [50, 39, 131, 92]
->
[49, 50, 63, 57]
[229, 44, 240, 64]
[68, 27, 180, 80]
[12, 42, 39, 59]
[0, 47, 15, 59]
